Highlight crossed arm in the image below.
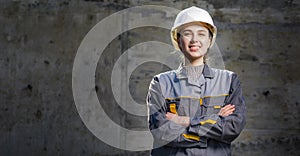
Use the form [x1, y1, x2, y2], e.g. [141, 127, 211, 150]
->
[166, 104, 236, 127]
[148, 73, 246, 145]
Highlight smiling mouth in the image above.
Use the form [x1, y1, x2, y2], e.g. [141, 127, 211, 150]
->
[189, 45, 200, 51]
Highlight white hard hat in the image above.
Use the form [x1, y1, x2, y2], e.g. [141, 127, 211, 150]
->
[171, 6, 217, 50]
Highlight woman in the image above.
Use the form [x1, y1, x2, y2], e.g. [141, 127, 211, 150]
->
[147, 6, 246, 156]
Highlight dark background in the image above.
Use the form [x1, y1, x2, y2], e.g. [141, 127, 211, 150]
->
[1, 0, 299, 155]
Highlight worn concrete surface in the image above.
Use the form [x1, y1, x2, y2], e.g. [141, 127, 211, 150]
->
[0, 0, 299, 155]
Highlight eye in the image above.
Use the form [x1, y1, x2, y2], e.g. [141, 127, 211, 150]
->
[182, 31, 192, 37]
[198, 33, 205, 37]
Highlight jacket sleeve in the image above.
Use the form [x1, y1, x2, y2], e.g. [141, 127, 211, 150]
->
[188, 73, 246, 143]
[147, 76, 207, 148]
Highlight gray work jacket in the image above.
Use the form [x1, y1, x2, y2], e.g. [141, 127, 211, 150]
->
[147, 64, 246, 156]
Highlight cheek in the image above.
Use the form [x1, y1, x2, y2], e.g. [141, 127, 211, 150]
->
[201, 38, 211, 48]
[179, 38, 189, 49]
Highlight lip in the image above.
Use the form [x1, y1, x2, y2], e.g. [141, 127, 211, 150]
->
[188, 45, 200, 48]
[189, 45, 200, 52]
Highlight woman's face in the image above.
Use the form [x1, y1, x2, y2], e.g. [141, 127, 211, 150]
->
[178, 24, 211, 63]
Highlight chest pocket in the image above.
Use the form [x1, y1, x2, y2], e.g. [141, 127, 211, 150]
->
[202, 95, 228, 115]
[165, 98, 180, 115]
[165, 98, 199, 116]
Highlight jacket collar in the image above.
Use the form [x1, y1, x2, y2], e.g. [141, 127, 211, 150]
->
[175, 63, 215, 79]
[202, 64, 214, 78]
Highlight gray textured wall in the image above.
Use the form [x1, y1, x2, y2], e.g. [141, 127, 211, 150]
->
[1, 0, 299, 155]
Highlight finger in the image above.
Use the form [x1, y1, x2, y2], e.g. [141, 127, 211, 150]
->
[218, 104, 235, 116]
[166, 112, 172, 120]
[221, 104, 233, 110]
[221, 104, 235, 112]
[166, 112, 177, 120]
[225, 104, 235, 109]
[218, 109, 226, 116]
[223, 108, 236, 116]
[219, 106, 235, 116]
[223, 107, 235, 113]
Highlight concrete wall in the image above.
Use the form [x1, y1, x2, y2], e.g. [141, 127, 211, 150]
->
[1, 0, 299, 155]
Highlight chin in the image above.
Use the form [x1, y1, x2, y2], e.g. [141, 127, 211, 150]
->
[182, 50, 206, 59]
[189, 52, 205, 58]
[186, 55, 203, 61]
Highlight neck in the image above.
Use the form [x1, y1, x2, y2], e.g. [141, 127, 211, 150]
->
[184, 57, 204, 66]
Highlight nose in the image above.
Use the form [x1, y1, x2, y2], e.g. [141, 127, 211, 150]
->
[190, 34, 199, 43]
